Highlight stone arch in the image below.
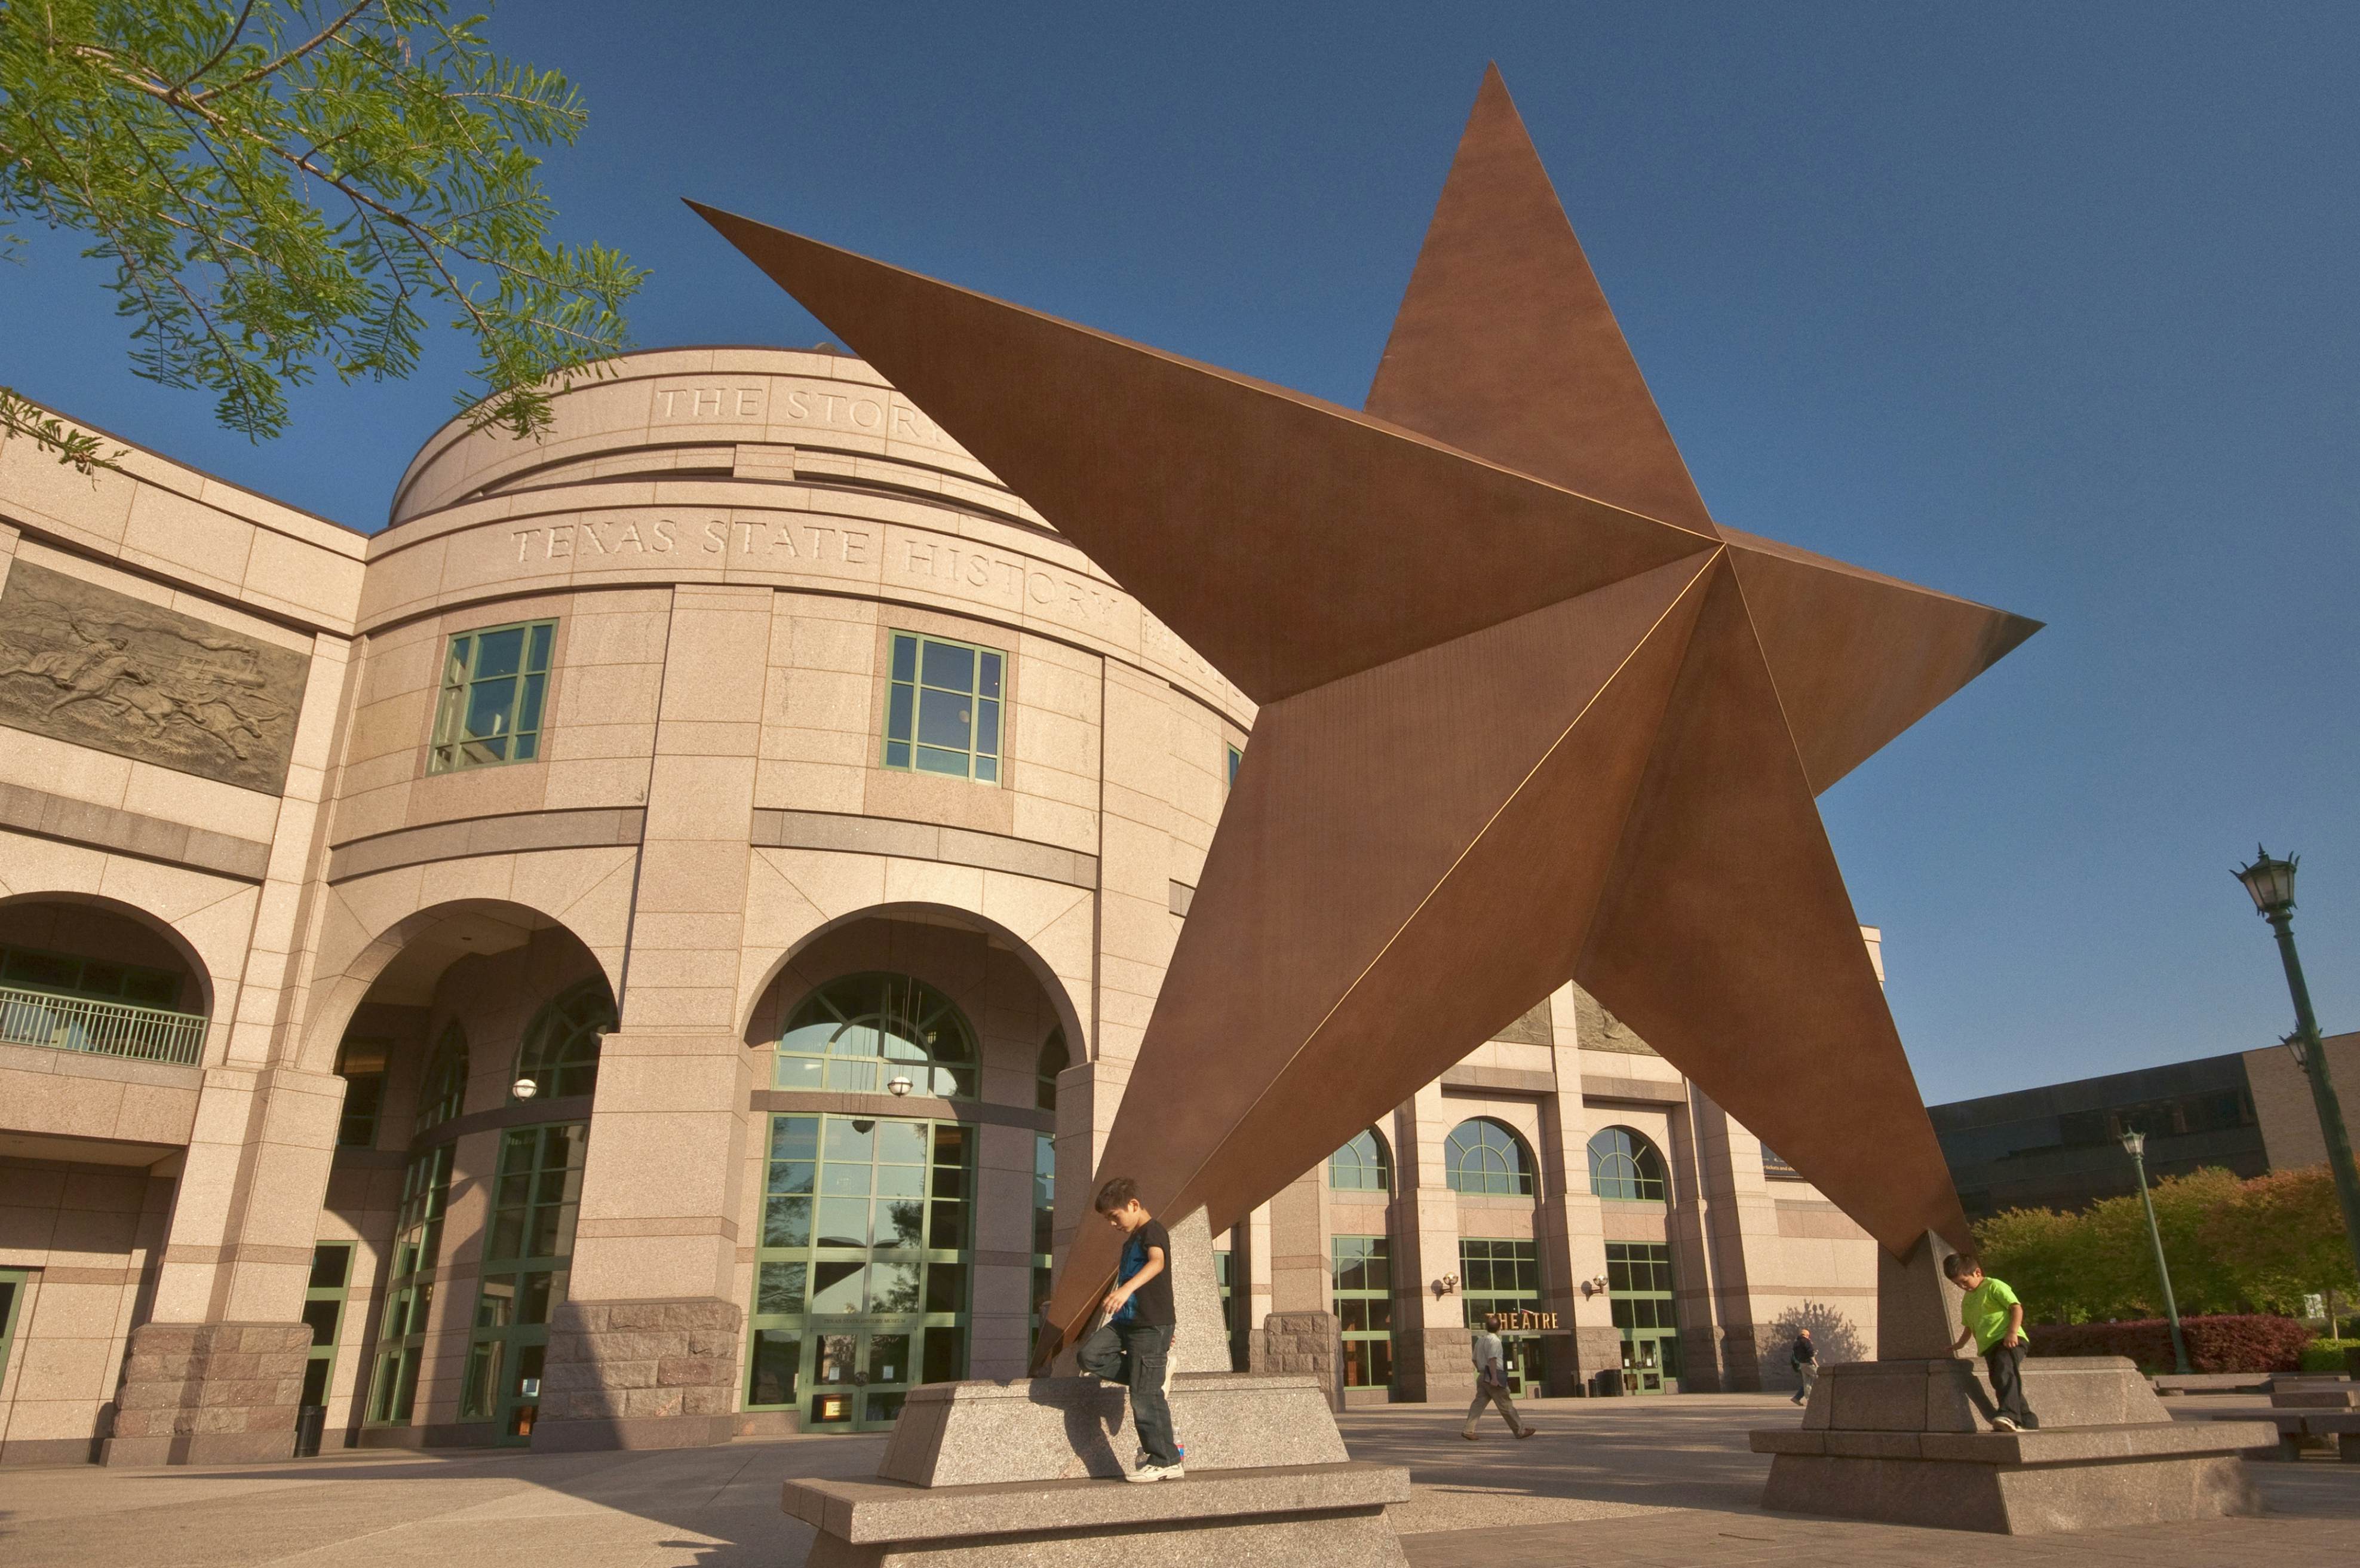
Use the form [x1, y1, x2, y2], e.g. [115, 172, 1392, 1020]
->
[299, 896, 621, 1075]
[736, 901, 1087, 1071]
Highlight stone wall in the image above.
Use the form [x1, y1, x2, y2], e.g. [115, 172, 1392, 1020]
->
[533, 1296, 741, 1451]
[101, 1321, 310, 1465]
[1253, 1309, 1343, 1412]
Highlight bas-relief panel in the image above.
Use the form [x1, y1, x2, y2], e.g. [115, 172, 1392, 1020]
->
[1493, 996, 1554, 1046]
[1569, 983, 1658, 1058]
[0, 561, 311, 793]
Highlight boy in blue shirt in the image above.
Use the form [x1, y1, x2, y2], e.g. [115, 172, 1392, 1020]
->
[1077, 1177, 1183, 1481]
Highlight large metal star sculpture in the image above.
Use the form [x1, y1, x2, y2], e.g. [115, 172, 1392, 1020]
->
[695, 65, 2038, 1368]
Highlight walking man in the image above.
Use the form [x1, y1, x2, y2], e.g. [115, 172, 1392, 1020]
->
[1462, 1314, 1537, 1441]
[1945, 1254, 2040, 1433]
[1789, 1327, 1818, 1406]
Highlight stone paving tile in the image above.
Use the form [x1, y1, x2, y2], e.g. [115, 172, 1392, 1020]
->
[0, 1391, 2353, 1567]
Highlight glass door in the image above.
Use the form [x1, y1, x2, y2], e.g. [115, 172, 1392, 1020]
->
[799, 1322, 921, 1432]
[1503, 1334, 1549, 1399]
[1606, 1242, 1680, 1394]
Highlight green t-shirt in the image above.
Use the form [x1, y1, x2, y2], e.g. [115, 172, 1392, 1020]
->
[1960, 1277, 2029, 1354]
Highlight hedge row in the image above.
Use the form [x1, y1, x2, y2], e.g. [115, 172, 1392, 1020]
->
[2025, 1314, 2315, 1372]
[2300, 1338, 2360, 1374]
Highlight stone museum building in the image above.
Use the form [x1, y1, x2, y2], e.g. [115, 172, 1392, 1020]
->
[0, 348, 1882, 1466]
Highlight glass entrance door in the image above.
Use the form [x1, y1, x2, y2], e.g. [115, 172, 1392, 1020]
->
[1606, 1242, 1681, 1394]
[1502, 1334, 1549, 1399]
[800, 1322, 922, 1432]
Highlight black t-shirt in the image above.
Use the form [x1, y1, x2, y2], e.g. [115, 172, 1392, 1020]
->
[1793, 1337, 1817, 1365]
[1117, 1217, 1176, 1326]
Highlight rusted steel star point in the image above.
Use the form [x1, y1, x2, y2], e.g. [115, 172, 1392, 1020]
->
[694, 63, 2038, 1369]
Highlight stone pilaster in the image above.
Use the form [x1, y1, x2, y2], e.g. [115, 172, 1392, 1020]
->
[535, 1298, 743, 1451]
[100, 1321, 312, 1466]
[538, 584, 770, 1452]
[1253, 1311, 1344, 1413]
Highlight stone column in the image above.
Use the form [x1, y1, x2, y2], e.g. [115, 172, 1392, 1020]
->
[535, 585, 770, 1453]
[1251, 1168, 1341, 1409]
[103, 1063, 344, 1465]
[1537, 1005, 1615, 1393]
[1394, 1085, 1472, 1407]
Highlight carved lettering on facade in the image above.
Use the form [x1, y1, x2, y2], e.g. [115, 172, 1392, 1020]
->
[1494, 1310, 1561, 1331]
[647, 379, 949, 447]
[0, 561, 310, 793]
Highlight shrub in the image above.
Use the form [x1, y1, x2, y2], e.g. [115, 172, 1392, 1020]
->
[2300, 1339, 2360, 1374]
[2024, 1314, 2315, 1373]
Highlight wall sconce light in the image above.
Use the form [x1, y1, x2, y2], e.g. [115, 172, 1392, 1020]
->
[1432, 1272, 1460, 1298]
[1579, 1275, 1609, 1299]
[886, 1074, 914, 1097]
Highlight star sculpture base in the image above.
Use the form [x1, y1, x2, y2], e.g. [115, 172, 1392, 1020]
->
[1753, 1357, 2276, 1535]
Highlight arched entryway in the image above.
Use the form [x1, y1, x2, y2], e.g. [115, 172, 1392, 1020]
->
[312, 900, 615, 1449]
[737, 907, 1075, 1432]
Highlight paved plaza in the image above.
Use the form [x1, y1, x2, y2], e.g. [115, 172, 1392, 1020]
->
[3, 1394, 2354, 1567]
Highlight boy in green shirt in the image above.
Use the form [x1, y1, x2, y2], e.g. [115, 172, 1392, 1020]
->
[1944, 1254, 2039, 1432]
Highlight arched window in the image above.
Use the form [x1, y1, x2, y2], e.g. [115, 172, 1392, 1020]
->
[775, 972, 978, 1099]
[1588, 1125, 1668, 1202]
[415, 1021, 469, 1134]
[512, 979, 613, 1101]
[1328, 1128, 1391, 1192]
[1036, 1027, 1068, 1111]
[1446, 1118, 1534, 1196]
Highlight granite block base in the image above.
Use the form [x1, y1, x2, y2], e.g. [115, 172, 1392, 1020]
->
[879, 1372, 1345, 1486]
[530, 1296, 741, 1454]
[99, 1320, 311, 1467]
[1760, 1449, 2260, 1533]
[788, 1461, 1411, 1567]
[1756, 1355, 2275, 1533]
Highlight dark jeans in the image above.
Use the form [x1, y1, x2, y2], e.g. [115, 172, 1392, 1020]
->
[1984, 1342, 2037, 1428]
[1078, 1320, 1179, 1466]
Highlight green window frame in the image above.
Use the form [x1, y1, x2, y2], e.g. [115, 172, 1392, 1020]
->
[0, 1268, 27, 1390]
[775, 972, 978, 1098]
[1227, 744, 1242, 791]
[1032, 1131, 1055, 1348]
[461, 1122, 589, 1442]
[416, 1022, 469, 1134]
[0, 942, 183, 1008]
[1587, 1126, 1668, 1202]
[1606, 1241, 1682, 1389]
[429, 619, 555, 773]
[366, 1144, 452, 1425]
[1213, 1247, 1248, 1373]
[1327, 1128, 1391, 1192]
[1331, 1236, 1394, 1389]
[302, 1243, 354, 1407]
[1035, 1029, 1067, 1112]
[882, 631, 1004, 783]
[1446, 1118, 1535, 1196]
[745, 1112, 974, 1432]
[1458, 1237, 1540, 1328]
[512, 980, 613, 1102]
[333, 1036, 388, 1148]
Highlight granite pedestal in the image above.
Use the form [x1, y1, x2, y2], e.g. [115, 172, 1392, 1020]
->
[781, 1209, 1413, 1565]
[1754, 1356, 2278, 1533]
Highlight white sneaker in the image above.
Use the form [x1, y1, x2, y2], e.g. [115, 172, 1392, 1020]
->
[1993, 1415, 2020, 1434]
[1126, 1462, 1183, 1483]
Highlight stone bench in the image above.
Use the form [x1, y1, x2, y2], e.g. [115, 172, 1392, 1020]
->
[2215, 1408, 2360, 1462]
[782, 1460, 1411, 1566]
[1754, 1358, 2276, 1533]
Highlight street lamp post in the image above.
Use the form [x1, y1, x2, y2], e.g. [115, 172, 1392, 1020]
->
[2120, 1128, 2191, 1374]
[2233, 848, 2360, 1294]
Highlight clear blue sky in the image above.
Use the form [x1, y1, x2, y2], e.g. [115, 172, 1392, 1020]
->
[4, 3, 2354, 1105]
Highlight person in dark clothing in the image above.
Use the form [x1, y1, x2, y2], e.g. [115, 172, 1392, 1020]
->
[1076, 1176, 1183, 1481]
[1789, 1327, 1818, 1406]
[1945, 1253, 2040, 1432]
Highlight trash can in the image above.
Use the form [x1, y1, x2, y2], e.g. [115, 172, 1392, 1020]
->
[293, 1403, 327, 1458]
[1591, 1368, 1625, 1397]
